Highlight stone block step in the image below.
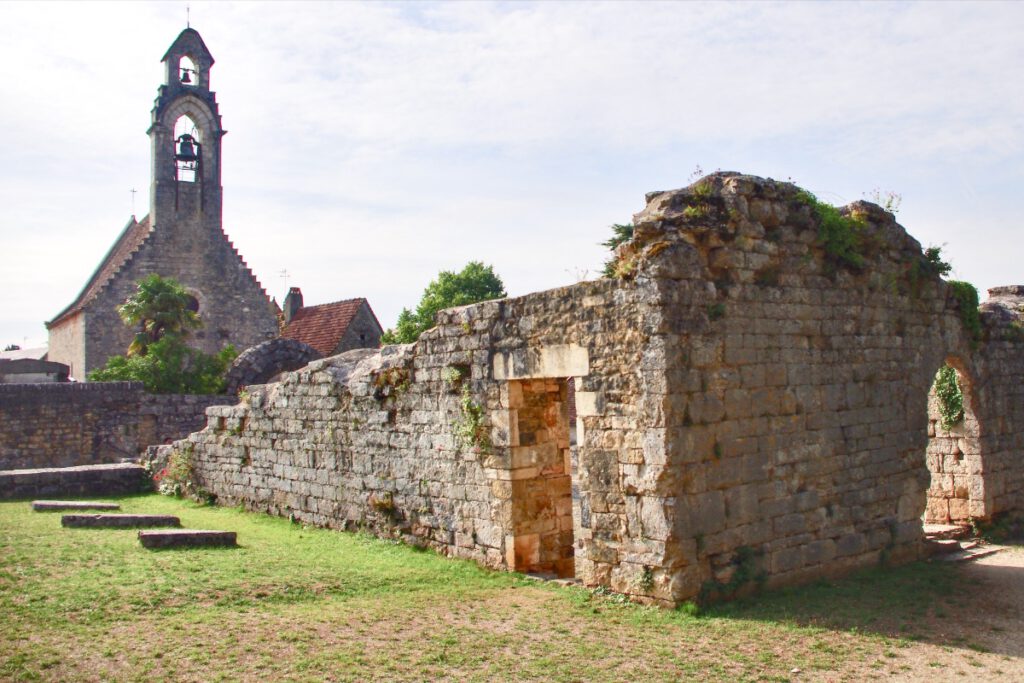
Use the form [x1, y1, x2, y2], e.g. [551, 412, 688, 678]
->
[923, 523, 972, 541]
[62, 514, 181, 529]
[138, 529, 237, 549]
[936, 544, 1006, 563]
[32, 500, 121, 512]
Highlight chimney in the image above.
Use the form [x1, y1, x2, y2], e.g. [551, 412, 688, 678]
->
[283, 287, 303, 323]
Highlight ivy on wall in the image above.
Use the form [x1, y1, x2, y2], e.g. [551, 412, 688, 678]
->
[934, 364, 964, 430]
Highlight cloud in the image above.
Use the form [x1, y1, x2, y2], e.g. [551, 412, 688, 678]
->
[0, 1, 1022, 346]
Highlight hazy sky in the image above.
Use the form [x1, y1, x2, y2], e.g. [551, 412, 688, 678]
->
[1, 1, 1021, 349]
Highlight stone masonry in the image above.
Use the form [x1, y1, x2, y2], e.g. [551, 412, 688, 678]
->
[163, 173, 1024, 605]
[0, 382, 234, 470]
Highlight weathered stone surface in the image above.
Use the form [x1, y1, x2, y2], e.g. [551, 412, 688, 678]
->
[138, 529, 237, 548]
[32, 500, 121, 512]
[156, 172, 1024, 606]
[61, 514, 181, 528]
[224, 338, 323, 396]
[0, 464, 151, 501]
[0, 383, 235, 470]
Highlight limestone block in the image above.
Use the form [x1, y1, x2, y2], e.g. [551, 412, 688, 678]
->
[640, 496, 671, 541]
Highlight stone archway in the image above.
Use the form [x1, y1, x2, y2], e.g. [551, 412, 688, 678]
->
[224, 338, 322, 395]
[924, 357, 985, 525]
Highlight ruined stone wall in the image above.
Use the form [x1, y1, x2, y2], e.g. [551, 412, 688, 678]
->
[625, 175, 982, 600]
[180, 275, 663, 580]
[170, 172, 1024, 606]
[0, 383, 234, 470]
[971, 287, 1024, 516]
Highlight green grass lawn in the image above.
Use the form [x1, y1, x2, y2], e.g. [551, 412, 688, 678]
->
[0, 495, 1001, 681]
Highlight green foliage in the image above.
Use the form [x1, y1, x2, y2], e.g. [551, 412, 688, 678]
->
[639, 565, 655, 593]
[921, 246, 952, 277]
[455, 385, 490, 454]
[706, 303, 726, 321]
[89, 338, 236, 394]
[933, 364, 964, 430]
[117, 274, 201, 356]
[794, 190, 869, 271]
[947, 280, 981, 342]
[88, 274, 234, 394]
[373, 367, 411, 399]
[381, 262, 506, 344]
[601, 223, 635, 277]
[153, 444, 211, 502]
[971, 512, 1024, 543]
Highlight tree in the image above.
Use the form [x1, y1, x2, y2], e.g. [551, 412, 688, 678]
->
[601, 223, 634, 277]
[381, 262, 506, 344]
[117, 274, 201, 356]
[88, 275, 236, 393]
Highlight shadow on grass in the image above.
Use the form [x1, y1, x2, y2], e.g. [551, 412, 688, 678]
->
[706, 549, 1024, 658]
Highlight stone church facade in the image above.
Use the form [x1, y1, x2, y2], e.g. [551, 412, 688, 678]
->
[47, 29, 279, 379]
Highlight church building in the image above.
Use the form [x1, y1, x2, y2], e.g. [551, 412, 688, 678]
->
[47, 28, 280, 379]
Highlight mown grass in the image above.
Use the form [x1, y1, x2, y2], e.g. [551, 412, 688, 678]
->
[0, 495, 1009, 681]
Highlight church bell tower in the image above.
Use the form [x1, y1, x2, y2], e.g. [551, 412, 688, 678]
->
[148, 28, 224, 227]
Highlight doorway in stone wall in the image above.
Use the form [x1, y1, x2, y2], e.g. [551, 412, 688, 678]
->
[507, 378, 576, 578]
[924, 359, 984, 526]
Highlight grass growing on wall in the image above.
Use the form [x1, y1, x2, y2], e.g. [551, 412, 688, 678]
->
[0, 496, 1015, 681]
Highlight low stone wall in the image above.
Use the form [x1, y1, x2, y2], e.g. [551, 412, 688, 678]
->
[0, 463, 151, 500]
[0, 383, 235, 470]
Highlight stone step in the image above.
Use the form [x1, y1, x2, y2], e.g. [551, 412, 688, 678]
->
[923, 523, 972, 541]
[62, 514, 181, 529]
[32, 500, 122, 512]
[138, 529, 237, 549]
[926, 538, 962, 555]
[935, 544, 1007, 563]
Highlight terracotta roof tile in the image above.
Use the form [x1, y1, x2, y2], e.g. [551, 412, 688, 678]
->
[48, 215, 153, 327]
[281, 298, 368, 356]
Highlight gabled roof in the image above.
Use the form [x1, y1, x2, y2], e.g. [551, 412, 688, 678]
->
[48, 215, 153, 328]
[162, 28, 215, 64]
[281, 298, 378, 356]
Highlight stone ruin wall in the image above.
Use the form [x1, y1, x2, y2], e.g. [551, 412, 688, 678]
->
[0, 382, 235, 470]
[171, 173, 1024, 605]
[181, 275, 663, 579]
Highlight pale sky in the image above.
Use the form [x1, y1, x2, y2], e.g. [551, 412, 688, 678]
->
[1, 1, 1021, 349]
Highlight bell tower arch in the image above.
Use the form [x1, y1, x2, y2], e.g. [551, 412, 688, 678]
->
[148, 28, 225, 226]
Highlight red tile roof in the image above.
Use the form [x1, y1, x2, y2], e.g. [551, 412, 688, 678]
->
[48, 215, 154, 328]
[281, 298, 371, 356]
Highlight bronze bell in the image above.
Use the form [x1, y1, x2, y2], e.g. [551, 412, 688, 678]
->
[181, 68, 192, 84]
[175, 135, 197, 163]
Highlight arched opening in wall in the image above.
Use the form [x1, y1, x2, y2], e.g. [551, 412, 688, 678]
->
[924, 358, 984, 528]
[507, 377, 577, 578]
[178, 56, 197, 85]
[173, 115, 201, 183]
